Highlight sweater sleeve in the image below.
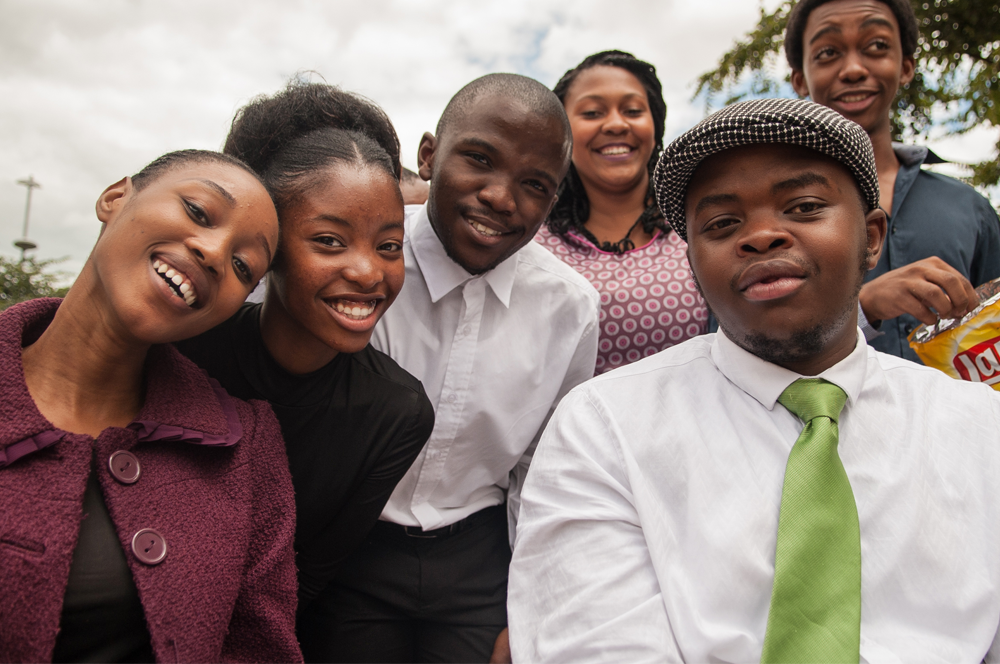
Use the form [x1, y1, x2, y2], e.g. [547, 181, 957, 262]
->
[220, 400, 302, 663]
[295, 386, 434, 607]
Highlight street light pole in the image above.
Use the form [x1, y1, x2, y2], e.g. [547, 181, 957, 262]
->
[14, 175, 40, 263]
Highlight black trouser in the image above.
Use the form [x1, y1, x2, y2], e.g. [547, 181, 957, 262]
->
[299, 505, 510, 663]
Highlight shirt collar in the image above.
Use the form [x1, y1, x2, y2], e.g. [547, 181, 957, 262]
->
[0, 298, 242, 469]
[710, 326, 869, 411]
[408, 203, 519, 308]
[892, 143, 947, 168]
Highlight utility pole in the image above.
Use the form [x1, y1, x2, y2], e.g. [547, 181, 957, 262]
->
[14, 175, 40, 263]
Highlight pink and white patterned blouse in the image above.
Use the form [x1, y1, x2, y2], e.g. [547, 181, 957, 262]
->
[535, 225, 708, 375]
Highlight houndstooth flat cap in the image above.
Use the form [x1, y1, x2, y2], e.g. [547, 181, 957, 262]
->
[653, 97, 879, 241]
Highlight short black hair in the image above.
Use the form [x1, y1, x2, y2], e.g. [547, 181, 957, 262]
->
[224, 80, 401, 217]
[435, 73, 571, 144]
[546, 50, 669, 250]
[784, 0, 919, 70]
[131, 149, 262, 193]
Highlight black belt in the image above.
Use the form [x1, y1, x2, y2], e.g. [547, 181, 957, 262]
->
[377, 504, 505, 540]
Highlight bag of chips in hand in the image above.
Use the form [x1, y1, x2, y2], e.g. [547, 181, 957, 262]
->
[909, 277, 1000, 390]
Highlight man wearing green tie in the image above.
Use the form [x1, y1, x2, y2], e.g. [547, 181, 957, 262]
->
[507, 97, 1000, 663]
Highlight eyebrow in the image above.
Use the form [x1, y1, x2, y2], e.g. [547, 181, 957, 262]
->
[461, 137, 498, 155]
[577, 92, 646, 103]
[809, 15, 895, 45]
[312, 215, 406, 233]
[256, 231, 272, 266]
[809, 25, 841, 44]
[860, 16, 895, 32]
[771, 172, 831, 194]
[196, 179, 237, 208]
[694, 193, 740, 215]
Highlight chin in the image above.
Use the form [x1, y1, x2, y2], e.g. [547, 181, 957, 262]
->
[333, 337, 371, 354]
[728, 324, 829, 366]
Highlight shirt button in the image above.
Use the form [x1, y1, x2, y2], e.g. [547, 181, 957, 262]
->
[463, 325, 472, 335]
[108, 451, 141, 485]
[446, 394, 456, 403]
[131, 528, 167, 565]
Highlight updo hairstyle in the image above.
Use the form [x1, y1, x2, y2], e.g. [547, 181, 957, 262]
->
[224, 81, 402, 218]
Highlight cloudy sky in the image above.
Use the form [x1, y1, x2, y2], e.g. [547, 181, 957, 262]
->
[2, 0, 996, 278]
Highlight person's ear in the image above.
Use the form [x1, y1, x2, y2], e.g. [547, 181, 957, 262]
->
[417, 132, 437, 181]
[95, 177, 131, 224]
[791, 69, 810, 98]
[899, 56, 916, 87]
[863, 206, 887, 270]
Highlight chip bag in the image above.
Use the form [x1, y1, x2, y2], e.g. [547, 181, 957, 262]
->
[909, 277, 1000, 390]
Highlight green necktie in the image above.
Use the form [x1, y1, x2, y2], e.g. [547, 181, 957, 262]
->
[761, 378, 860, 664]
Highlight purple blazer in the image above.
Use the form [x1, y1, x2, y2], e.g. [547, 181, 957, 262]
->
[0, 299, 302, 663]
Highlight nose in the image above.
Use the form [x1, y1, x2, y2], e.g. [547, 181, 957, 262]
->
[342, 249, 383, 290]
[737, 216, 792, 255]
[838, 50, 869, 83]
[186, 235, 226, 278]
[477, 179, 516, 216]
[602, 109, 629, 134]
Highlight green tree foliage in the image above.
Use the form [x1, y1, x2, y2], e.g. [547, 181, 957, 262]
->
[694, 0, 1000, 187]
[0, 255, 70, 310]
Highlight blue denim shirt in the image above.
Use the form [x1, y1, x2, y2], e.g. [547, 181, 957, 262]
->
[867, 145, 1000, 363]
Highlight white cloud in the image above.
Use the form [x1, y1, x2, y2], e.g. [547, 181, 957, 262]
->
[1, 0, 995, 277]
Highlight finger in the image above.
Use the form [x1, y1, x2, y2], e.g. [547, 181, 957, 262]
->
[961, 279, 980, 314]
[910, 281, 959, 321]
[922, 268, 977, 317]
[889, 291, 939, 325]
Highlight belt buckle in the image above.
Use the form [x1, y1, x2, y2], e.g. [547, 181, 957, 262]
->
[402, 525, 437, 539]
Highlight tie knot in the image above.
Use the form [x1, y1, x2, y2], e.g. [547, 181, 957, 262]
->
[778, 378, 848, 424]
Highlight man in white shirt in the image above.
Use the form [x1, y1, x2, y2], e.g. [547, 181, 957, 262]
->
[509, 97, 1000, 663]
[321, 74, 599, 663]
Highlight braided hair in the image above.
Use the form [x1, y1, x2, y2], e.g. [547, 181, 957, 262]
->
[548, 50, 668, 253]
[223, 79, 401, 219]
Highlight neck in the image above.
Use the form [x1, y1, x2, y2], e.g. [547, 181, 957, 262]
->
[773, 329, 858, 377]
[868, 120, 899, 176]
[260, 282, 338, 375]
[21, 266, 149, 436]
[580, 172, 653, 246]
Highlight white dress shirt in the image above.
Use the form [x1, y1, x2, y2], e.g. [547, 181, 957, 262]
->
[509, 329, 1000, 663]
[373, 204, 600, 533]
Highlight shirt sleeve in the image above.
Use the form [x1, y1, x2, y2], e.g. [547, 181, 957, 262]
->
[296, 387, 435, 607]
[507, 310, 599, 548]
[221, 400, 302, 663]
[508, 388, 679, 664]
[857, 302, 882, 341]
[970, 197, 1000, 288]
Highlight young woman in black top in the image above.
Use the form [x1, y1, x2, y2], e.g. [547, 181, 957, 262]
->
[175, 82, 434, 660]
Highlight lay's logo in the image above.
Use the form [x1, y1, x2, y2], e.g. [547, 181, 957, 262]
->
[953, 335, 1000, 385]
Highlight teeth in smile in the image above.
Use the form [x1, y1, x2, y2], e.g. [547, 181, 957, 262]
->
[332, 300, 376, 320]
[840, 93, 872, 102]
[600, 145, 631, 155]
[153, 258, 198, 307]
[469, 219, 502, 237]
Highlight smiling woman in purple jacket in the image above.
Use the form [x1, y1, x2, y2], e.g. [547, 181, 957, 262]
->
[0, 150, 302, 662]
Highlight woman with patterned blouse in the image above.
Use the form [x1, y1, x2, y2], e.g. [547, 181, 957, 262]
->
[536, 50, 707, 374]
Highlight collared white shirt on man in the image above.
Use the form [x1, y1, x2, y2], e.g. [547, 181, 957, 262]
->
[373, 204, 600, 533]
[508, 329, 1000, 663]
